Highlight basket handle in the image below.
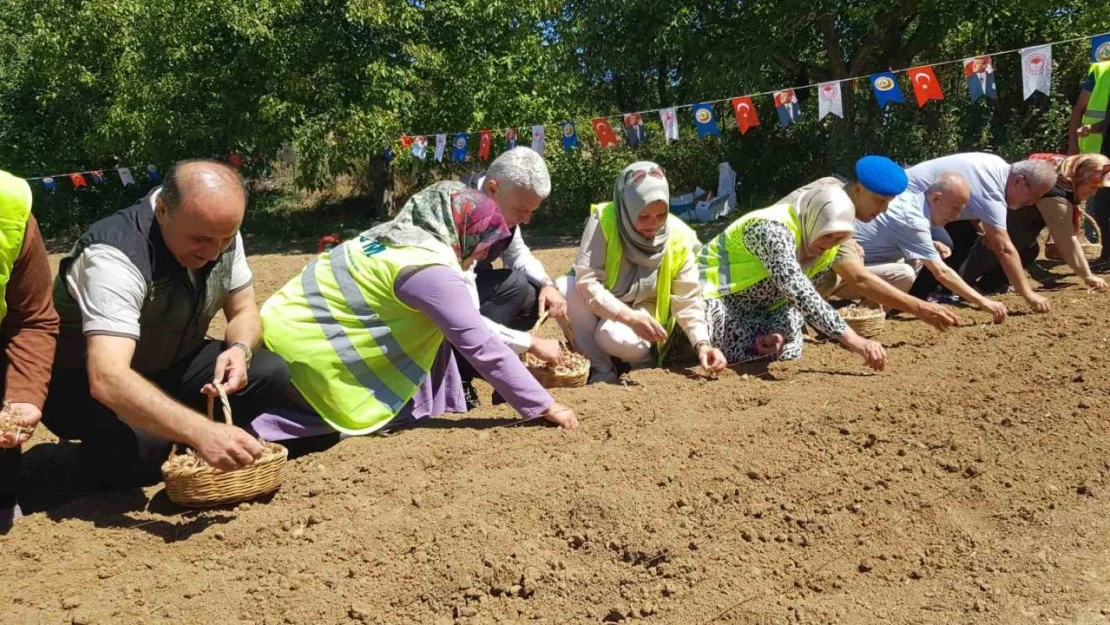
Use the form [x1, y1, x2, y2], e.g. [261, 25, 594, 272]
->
[168, 382, 232, 458]
[531, 311, 579, 353]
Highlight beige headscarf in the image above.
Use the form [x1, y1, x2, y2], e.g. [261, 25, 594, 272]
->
[794, 185, 855, 270]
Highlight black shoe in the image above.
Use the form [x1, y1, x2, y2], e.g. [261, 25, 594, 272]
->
[462, 381, 481, 410]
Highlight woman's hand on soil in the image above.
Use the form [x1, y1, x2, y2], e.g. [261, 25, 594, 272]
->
[542, 403, 578, 430]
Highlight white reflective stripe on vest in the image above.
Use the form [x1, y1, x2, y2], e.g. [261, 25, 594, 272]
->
[301, 256, 407, 414]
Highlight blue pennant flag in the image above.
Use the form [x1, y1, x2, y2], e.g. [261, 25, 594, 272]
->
[89, 170, 105, 185]
[1093, 33, 1110, 62]
[452, 133, 469, 163]
[692, 103, 719, 138]
[41, 176, 57, 191]
[383, 145, 394, 163]
[871, 72, 904, 108]
[561, 122, 579, 150]
[146, 164, 161, 182]
[964, 57, 997, 102]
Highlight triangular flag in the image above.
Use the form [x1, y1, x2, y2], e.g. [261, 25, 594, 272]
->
[229, 153, 243, 169]
[452, 133, 469, 163]
[907, 66, 944, 108]
[731, 97, 760, 134]
[118, 168, 135, 186]
[964, 56, 997, 102]
[1021, 45, 1052, 100]
[1092, 33, 1110, 62]
[816, 83, 844, 120]
[692, 103, 719, 138]
[478, 130, 492, 161]
[560, 122, 579, 151]
[623, 114, 646, 147]
[591, 118, 619, 149]
[146, 164, 161, 182]
[89, 170, 105, 185]
[400, 135, 414, 149]
[505, 128, 518, 150]
[41, 177, 57, 191]
[659, 107, 679, 142]
[412, 136, 428, 161]
[434, 134, 447, 162]
[773, 90, 801, 128]
[871, 72, 904, 108]
[69, 173, 88, 189]
[531, 125, 545, 153]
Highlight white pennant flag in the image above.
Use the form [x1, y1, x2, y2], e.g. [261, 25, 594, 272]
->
[117, 168, 135, 186]
[531, 125, 545, 153]
[1021, 45, 1052, 100]
[817, 82, 844, 120]
[659, 107, 679, 142]
[434, 134, 447, 162]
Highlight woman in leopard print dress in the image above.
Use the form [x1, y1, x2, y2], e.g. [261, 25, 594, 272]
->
[704, 186, 886, 370]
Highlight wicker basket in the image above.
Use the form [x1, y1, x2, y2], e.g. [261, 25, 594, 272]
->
[838, 305, 885, 338]
[162, 383, 289, 507]
[522, 313, 589, 388]
[1045, 212, 1102, 261]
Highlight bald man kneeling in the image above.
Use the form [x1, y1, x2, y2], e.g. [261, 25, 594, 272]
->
[43, 160, 291, 489]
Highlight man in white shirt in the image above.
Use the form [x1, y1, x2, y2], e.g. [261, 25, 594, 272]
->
[42, 160, 290, 488]
[844, 173, 1008, 323]
[904, 153, 1057, 313]
[462, 148, 567, 406]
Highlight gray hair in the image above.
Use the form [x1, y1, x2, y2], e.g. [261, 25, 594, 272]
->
[485, 147, 551, 199]
[926, 171, 969, 195]
[1010, 159, 1058, 192]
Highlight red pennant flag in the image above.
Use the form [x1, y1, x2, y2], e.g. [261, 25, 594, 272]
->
[69, 173, 88, 189]
[400, 134, 414, 149]
[229, 153, 243, 169]
[907, 66, 944, 108]
[591, 118, 619, 149]
[731, 97, 760, 135]
[478, 130, 492, 161]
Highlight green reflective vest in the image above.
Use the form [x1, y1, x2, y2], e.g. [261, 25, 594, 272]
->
[698, 203, 839, 308]
[1079, 62, 1110, 154]
[590, 201, 699, 339]
[0, 170, 32, 324]
[261, 236, 457, 435]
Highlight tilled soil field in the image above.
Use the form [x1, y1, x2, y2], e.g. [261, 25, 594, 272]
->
[5, 243, 1110, 625]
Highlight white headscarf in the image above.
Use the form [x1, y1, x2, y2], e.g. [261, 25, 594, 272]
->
[610, 161, 670, 300]
[794, 185, 855, 269]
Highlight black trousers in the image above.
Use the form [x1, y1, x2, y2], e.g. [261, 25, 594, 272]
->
[1089, 187, 1110, 263]
[909, 221, 982, 299]
[457, 268, 539, 384]
[40, 340, 290, 487]
[958, 205, 1044, 293]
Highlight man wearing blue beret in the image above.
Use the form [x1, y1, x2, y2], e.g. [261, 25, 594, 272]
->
[781, 156, 962, 331]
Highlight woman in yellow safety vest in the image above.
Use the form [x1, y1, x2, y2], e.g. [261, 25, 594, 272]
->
[699, 186, 886, 371]
[260, 182, 577, 439]
[558, 161, 727, 384]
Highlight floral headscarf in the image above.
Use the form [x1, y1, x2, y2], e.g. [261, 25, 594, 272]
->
[364, 180, 510, 262]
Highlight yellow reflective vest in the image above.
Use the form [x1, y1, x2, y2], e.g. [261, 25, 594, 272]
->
[0, 170, 32, 324]
[1080, 62, 1110, 154]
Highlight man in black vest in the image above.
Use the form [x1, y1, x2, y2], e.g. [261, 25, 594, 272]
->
[43, 160, 290, 488]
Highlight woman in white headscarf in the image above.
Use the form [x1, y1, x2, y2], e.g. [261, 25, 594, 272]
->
[700, 186, 886, 369]
[558, 162, 727, 384]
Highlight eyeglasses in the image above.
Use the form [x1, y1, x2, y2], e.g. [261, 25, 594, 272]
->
[627, 166, 666, 187]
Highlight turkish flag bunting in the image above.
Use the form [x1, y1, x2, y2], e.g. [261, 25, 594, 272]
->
[731, 96, 760, 135]
[69, 173, 88, 189]
[478, 130, 492, 161]
[400, 135, 414, 149]
[591, 118, 620, 148]
[908, 66, 944, 108]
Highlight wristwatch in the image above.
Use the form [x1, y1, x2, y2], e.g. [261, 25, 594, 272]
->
[229, 341, 254, 365]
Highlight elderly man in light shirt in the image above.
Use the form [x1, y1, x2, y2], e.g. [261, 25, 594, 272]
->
[462, 147, 568, 407]
[905, 153, 1057, 313]
[836, 172, 1008, 323]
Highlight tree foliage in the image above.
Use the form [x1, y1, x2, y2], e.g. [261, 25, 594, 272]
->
[0, 0, 1107, 235]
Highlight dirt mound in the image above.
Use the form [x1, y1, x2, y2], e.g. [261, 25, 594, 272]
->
[8, 246, 1110, 624]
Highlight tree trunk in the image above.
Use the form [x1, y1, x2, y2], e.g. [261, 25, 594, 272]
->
[367, 155, 394, 220]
